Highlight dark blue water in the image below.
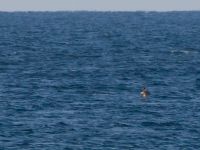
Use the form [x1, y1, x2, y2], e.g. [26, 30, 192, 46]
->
[0, 11, 200, 149]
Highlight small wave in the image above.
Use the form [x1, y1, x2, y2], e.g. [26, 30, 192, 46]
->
[141, 121, 182, 128]
[170, 49, 199, 54]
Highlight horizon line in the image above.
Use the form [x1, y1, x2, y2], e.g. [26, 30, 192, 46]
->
[0, 9, 200, 13]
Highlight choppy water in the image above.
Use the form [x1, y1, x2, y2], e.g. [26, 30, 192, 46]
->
[0, 11, 200, 149]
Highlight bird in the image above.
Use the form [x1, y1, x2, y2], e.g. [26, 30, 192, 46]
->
[140, 87, 150, 98]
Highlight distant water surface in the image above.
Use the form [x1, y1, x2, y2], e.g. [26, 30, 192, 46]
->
[0, 11, 200, 149]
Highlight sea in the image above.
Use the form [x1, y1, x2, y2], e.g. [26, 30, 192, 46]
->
[0, 11, 200, 149]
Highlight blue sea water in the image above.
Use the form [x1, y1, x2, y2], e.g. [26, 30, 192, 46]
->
[0, 11, 200, 149]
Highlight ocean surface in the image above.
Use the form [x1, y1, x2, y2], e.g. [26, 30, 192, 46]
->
[0, 11, 200, 149]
